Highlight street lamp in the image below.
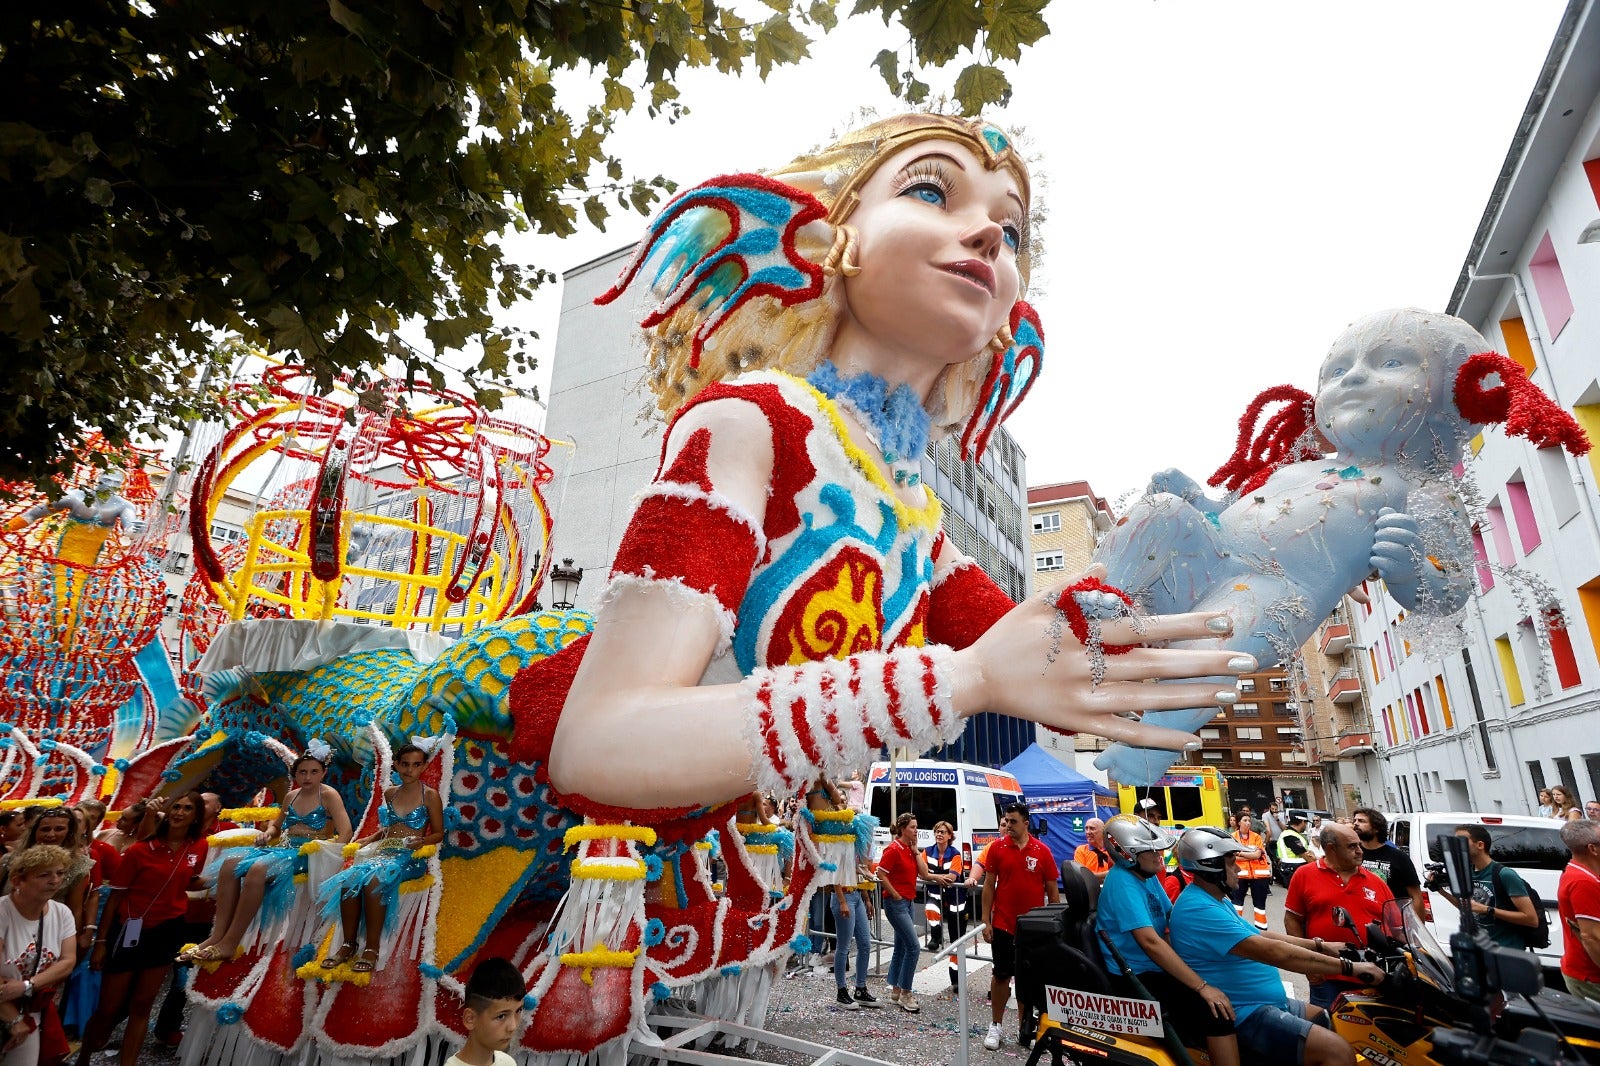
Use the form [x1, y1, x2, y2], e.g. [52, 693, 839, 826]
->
[550, 557, 584, 611]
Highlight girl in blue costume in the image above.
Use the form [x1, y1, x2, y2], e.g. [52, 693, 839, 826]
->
[181, 742, 352, 964]
[316, 741, 444, 975]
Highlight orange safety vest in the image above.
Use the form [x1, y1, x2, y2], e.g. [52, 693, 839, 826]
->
[1232, 831, 1270, 879]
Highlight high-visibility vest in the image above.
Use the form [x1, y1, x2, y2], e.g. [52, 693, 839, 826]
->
[1232, 831, 1270, 879]
[1277, 828, 1309, 864]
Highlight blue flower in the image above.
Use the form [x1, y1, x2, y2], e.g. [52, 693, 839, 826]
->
[39, 739, 57, 752]
[643, 855, 663, 882]
[650, 982, 672, 1001]
[91, 764, 108, 776]
[113, 758, 130, 772]
[161, 770, 181, 782]
[522, 993, 540, 1011]
[442, 715, 459, 736]
[790, 935, 813, 954]
[719, 964, 741, 977]
[217, 1002, 245, 1025]
[643, 919, 666, 947]
[819, 862, 837, 872]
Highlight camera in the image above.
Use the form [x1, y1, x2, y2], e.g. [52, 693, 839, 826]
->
[1423, 861, 1449, 892]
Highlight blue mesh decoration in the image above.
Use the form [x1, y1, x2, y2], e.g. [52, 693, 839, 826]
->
[790, 935, 813, 954]
[292, 944, 316, 969]
[217, 1002, 245, 1025]
[643, 918, 666, 947]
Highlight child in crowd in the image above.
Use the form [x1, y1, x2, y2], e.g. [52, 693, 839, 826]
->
[446, 957, 526, 1066]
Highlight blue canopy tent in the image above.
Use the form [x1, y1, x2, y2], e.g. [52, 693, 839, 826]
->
[1001, 743, 1119, 858]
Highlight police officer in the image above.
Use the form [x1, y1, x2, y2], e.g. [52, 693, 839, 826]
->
[1276, 812, 1311, 886]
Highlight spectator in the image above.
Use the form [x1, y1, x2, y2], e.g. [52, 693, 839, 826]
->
[1551, 787, 1579, 821]
[93, 803, 148, 857]
[1568, 808, 1589, 823]
[842, 770, 866, 813]
[1229, 815, 1271, 931]
[827, 862, 878, 1012]
[1351, 808, 1423, 914]
[1261, 803, 1283, 883]
[1587, 801, 1600, 823]
[924, 821, 967, 970]
[1137, 798, 1163, 826]
[1072, 819, 1113, 883]
[981, 803, 1059, 1052]
[1171, 828, 1383, 1066]
[1226, 813, 1238, 832]
[1433, 824, 1538, 950]
[876, 813, 945, 1012]
[0, 845, 78, 1066]
[1557, 819, 1600, 1001]
[1537, 789, 1555, 818]
[1097, 816, 1239, 1066]
[76, 792, 208, 1066]
[1284, 823, 1393, 1010]
[1275, 813, 1311, 886]
[447, 956, 525, 1066]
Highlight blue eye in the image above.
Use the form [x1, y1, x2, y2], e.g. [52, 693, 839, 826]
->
[901, 182, 946, 207]
[1381, 358, 1401, 369]
[1330, 367, 1347, 378]
[1002, 225, 1020, 252]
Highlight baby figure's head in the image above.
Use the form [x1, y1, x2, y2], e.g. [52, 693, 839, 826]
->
[1314, 309, 1489, 468]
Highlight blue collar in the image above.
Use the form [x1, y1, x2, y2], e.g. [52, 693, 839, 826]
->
[807, 363, 931, 486]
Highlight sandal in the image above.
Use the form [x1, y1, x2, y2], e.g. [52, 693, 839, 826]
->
[187, 944, 228, 964]
[351, 948, 379, 974]
[322, 941, 358, 970]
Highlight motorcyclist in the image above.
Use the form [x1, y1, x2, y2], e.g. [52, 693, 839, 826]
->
[1097, 815, 1240, 1066]
[1170, 827, 1384, 1066]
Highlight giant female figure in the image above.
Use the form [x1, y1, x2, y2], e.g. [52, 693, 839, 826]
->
[507, 113, 1252, 1056]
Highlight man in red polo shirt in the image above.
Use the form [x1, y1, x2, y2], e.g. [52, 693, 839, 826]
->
[1558, 818, 1600, 1000]
[981, 802, 1058, 1051]
[1283, 821, 1392, 1011]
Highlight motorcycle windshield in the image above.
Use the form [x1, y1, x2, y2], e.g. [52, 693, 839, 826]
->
[1390, 898, 1455, 990]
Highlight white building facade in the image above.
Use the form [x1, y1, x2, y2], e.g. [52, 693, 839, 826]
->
[1355, 1, 1600, 815]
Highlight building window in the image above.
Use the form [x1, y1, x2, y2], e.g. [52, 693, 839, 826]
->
[1276, 726, 1299, 738]
[1494, 634, 1525, 706]
[1486, 500, 1516, 566]
[1527, 760, 1547, 793]
[1282, 752, 1307, 764]
[1199, 728, 1222, 740]
[1233, 703, 1259, 717]
[164, 551, 190, 575]
[1240, 678, 1256, 693]
[1239, 751, 1266, 765]
[1505, 476, 1540, 555]
[1034, 551, 1065, 573]
[1529, 231, 1575, 339]
[1236, 727, 1262, 741]
[1201, 751, 1225, 762]
[1549, 611, 1582, 689]
[1499, 317, 1537, 374]
[210, 521, 246, 544]
[165, 591, 179, 616]
[1032, 511, 1061, 534]
[1471, 528, 1494, 591]
[1538, 444, 1581, 526]
[1269, 677, 1288, 692]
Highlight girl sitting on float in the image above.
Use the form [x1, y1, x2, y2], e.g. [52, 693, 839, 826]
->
[179, 741, 352, 964]
[1093, 308, 1590, 783]
[313, 740, 443, 977]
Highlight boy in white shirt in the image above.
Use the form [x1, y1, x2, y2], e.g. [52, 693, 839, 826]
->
[446, 957, 526, 1066]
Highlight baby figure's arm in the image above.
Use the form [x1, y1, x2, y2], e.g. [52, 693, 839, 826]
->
[1370, 506, 1473, 614]
[1148, 468, 1226, 516]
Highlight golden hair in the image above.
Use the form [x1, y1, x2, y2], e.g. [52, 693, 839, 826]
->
[634, 113, 1032, 434]
[7, 843, 72, 883]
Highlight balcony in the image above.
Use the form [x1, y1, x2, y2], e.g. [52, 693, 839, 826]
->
[1337, 732, 1374, 757]
[1326, 669, 1362, 704]
[1320, 622, 1351, 656]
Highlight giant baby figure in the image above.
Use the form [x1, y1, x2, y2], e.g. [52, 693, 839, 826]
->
[1093, 309, 1589, 784]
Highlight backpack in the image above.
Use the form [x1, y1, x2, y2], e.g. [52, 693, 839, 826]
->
[1488, 861, 1550, 950]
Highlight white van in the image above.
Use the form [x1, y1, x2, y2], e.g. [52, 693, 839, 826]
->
[865, 760, 1025, 863]
[1386, 811, 1566, 978]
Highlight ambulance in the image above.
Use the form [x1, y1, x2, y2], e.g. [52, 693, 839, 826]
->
[864, 760, 1025, 869]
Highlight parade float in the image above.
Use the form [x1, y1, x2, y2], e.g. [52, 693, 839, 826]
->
[0, 436, 170, 799]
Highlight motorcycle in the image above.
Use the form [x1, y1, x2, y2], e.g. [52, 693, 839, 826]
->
[1329, 898, 1600, 1065]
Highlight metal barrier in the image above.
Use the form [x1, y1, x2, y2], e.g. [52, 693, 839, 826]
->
[947, 922, 991, 1066]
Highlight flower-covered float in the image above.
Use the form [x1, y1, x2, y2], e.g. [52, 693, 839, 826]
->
[151, 114, 1253, 1066]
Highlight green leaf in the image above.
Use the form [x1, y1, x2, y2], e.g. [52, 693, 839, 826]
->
[753, 15, 810, 78]
[986, 0, 1050, 61]
[901, 0, 986, 65]
[952, 63, 1010, 113]
[583, 196, 609, 229]
[808, 1, 839, 30]
[84, 178, 113, 206]
[904, 77, 931, 105]
[326, 0, 368, 37]
[424, 316, 475, 353]
[872, 48, 899, 95]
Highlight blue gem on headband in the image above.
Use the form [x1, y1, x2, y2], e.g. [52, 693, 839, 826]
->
[981, 125, 1011, 156]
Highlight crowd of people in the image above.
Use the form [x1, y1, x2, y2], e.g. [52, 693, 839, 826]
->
[0, 740, 451, 1066]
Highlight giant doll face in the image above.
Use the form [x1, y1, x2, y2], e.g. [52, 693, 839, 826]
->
[1314, 331, 1448, 458]
[838, 136, 1025, 376]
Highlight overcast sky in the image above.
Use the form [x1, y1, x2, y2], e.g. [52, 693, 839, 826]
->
[496, 1, 1570, 505]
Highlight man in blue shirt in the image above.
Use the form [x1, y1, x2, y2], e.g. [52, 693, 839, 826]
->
[1170, 828, 1383, 1066]
[1096, 816, 1238, 1066]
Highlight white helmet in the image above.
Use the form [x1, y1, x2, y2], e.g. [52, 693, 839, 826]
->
[1176, 826, 1250, 880]
[1103, 814, 1175, 868]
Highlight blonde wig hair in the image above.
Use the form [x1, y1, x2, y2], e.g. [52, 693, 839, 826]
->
[633, 113, 1034, 435]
